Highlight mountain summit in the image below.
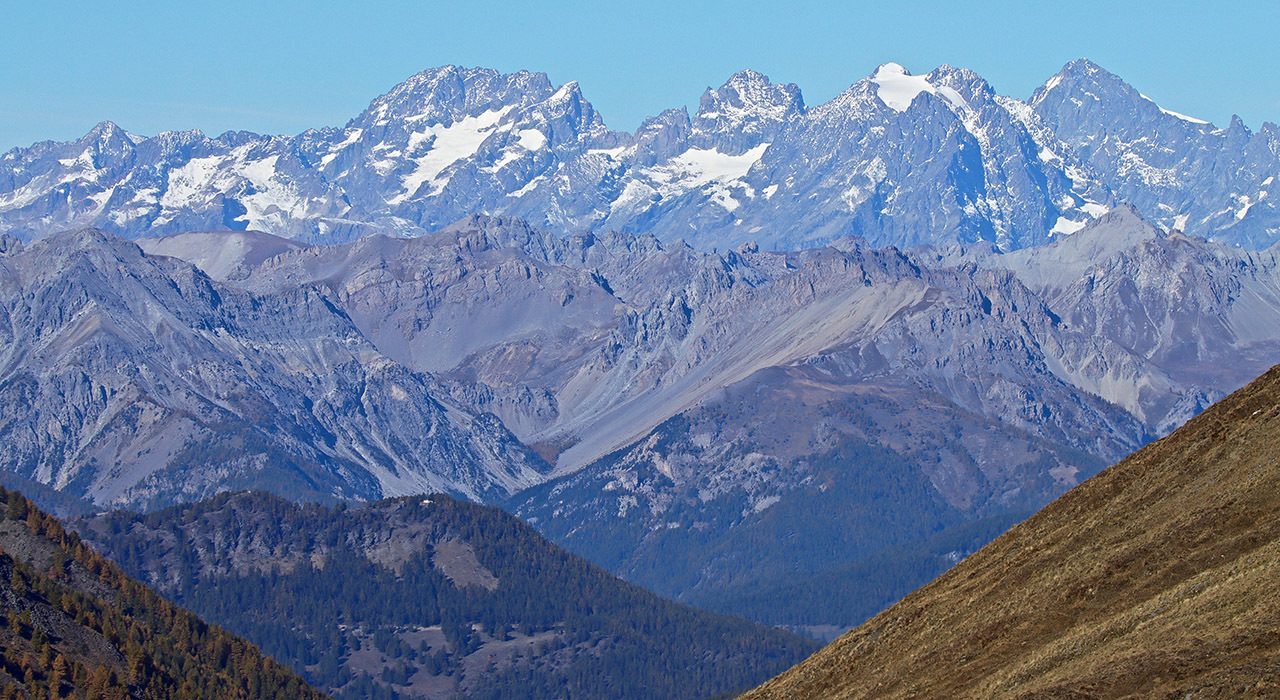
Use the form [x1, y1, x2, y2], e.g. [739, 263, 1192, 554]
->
[1031, 58, 1278, 246]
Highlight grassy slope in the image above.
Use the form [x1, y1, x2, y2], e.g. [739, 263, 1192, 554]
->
[743, 364, 1280, 699]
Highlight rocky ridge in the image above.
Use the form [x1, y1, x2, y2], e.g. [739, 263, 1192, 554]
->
[0, 227, 547, 510]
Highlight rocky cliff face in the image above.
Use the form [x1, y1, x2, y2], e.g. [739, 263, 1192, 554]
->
[1031, 58, 1280, 248]
[5, 60, 1274, 251]
[0, 228, 547, 510]
[3, 205, 1280, 628]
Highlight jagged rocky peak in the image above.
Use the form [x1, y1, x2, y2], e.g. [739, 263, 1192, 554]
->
[543, 79, 588, 111]
[356, 65, 557, 128]
[80, 120, 138, 151]
[436, 212, 562, 256]
[627, 106, 691, 165]
[1036, 201, 1154, 240]
[5, 59, 1280, 253]
[1031, 58, 1125, 128]
[1030, 57, 1213, 130]
[1025, 57, 1280, 246]
[1053, 56, 1114, 81]
[528, 79, 614, 142]
[993, 204, 1163, 289]
[693, 69, 805, 148]
[1031, 57, 1122, 102]
[27, 226, 146, 262]
[925, 64, 997, 107]
[142, 126, 208, 152]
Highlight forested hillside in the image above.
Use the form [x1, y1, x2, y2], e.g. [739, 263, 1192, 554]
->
[78, 492, 817, 700]
[0, 487, 326, 699]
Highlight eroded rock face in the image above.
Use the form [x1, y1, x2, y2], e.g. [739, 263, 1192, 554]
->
[1031, 59, 1280, 249]
[5, 61, 1274, 252]
[0, 227, 547, 510]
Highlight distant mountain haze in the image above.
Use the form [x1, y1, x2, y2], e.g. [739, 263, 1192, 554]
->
[4, 202, 1280, 632]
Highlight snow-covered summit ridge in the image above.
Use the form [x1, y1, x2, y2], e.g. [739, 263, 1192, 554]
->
[695, 70, 805, 128]
[870, 62, 971, 113]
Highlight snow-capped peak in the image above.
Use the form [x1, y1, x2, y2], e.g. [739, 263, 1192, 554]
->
[357, 66, 555, 130]
[870, 63, 970, 114]
[724, 68, 771, 88]
[1030, 59, 1115, 108]
[548, 81, 583, 105]
[1061, 58, 1107, 79]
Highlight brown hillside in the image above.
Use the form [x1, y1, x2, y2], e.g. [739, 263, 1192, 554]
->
[743, 364, 1280, 699]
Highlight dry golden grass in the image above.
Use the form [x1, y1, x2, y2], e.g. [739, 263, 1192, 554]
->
[743, 365, 1280, 699]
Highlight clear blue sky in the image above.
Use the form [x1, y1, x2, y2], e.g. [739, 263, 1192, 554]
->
[3, 0, 1278, 152]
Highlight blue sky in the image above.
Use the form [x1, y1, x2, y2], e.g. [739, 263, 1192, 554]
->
[3, 0, 1277, 151]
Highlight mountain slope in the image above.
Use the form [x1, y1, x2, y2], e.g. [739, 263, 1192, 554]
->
[979, 205, 1280, 431]
[62, 211, 1280, 635]
[741, 363, 1280, 699]
[76, 491, 818, 700]
[0, 486, 326, 699]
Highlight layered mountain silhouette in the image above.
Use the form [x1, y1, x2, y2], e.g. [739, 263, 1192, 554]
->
[2, 60, 1277, 251]
[0, 227, 548, 510]
[742, 363, 1280, 698]
[2, 53, 1280, 640]
[5, 202, 1279, 632]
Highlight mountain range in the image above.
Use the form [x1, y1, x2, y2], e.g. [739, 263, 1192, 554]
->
[3, 56, 1280, 639]
[5, 199, 1280, 633]
[2, 60, 1277, 252]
